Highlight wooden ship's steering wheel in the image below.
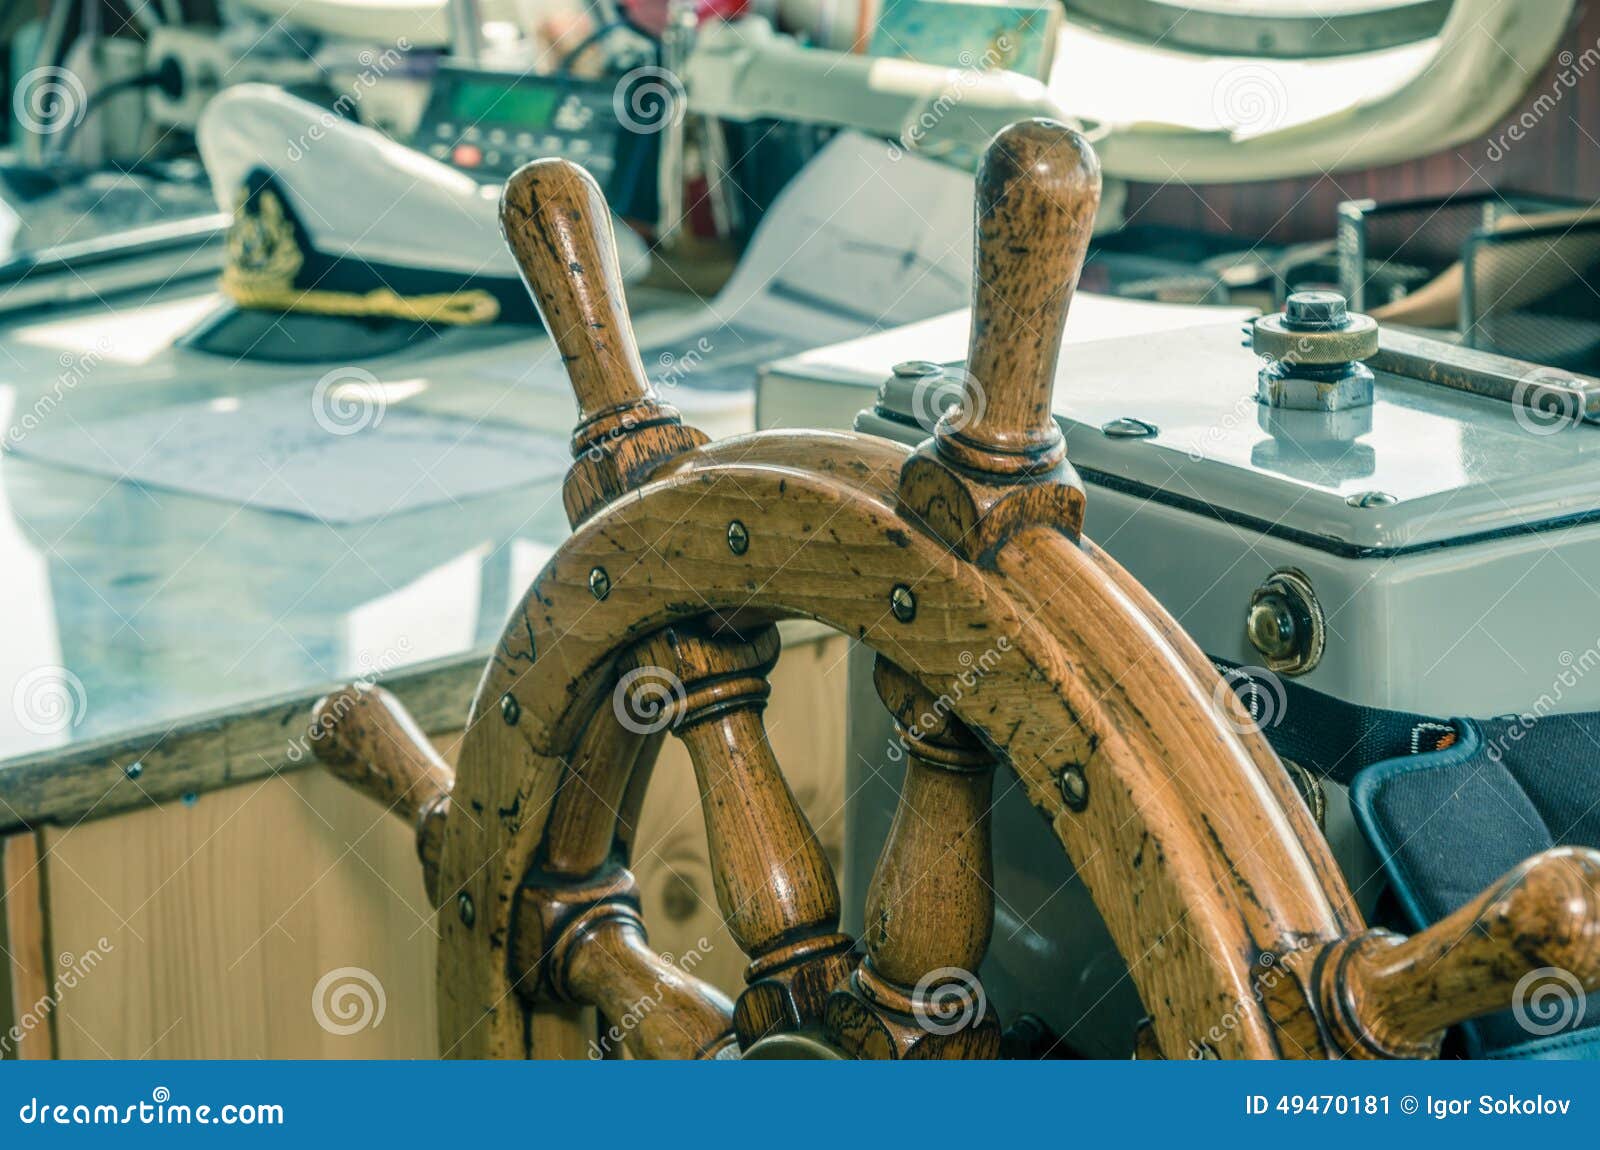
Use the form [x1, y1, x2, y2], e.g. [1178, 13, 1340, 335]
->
[310, 120, 1600, 1060]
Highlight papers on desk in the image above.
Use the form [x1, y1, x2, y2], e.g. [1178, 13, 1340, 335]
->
[5, 381, 569, 524]
[411, 131, 975, 440]
[7, 133, 977, 523]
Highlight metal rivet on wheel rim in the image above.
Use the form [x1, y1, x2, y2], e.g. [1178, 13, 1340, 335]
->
[1059, 765, 1088, 811]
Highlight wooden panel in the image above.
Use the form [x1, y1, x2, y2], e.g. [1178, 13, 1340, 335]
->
[3, 833, 53, 1059]
[0, 655, 478, 839]
[41, 772, 437, 1058]
[29, 628, 848, 1057]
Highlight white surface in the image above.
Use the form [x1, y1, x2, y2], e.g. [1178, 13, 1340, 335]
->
[6, 381, 569, 524]
[767, 309, 1600, 551]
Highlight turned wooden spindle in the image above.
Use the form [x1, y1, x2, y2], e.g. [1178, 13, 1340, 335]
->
[1316, 846, 1600, 1058]
[634, 621, 854, 1046]
[512, 868, 736, 1059]
[540, 708, 663, 878]
[942, 118, 1100, 479]
[310, 683, 453, 904]
[500, 160, 706, 523]
[826, 659, 1000, 1058]
[898, 120, 1099, 560]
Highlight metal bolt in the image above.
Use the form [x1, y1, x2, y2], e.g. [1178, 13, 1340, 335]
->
[1059, 765, 1089, 811]
[457, 892, 476, 928]
[1245, 593, 1299, 662]
[588, 566, 611, 600]
[1246, 569, 1325, 676]
[892, 360, 943, 380]
[1101, 417, 1158, 439]
[1345, 490, 1396, 509]
[1283, 290, 1349, 330]
[890, 584, 916, 623]
[125, 761, 144, 780]
[500, 693, 521, 726]
[727, 520, 749, 555]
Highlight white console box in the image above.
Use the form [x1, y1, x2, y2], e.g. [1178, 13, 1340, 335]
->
[758, 305, 1600, 1055]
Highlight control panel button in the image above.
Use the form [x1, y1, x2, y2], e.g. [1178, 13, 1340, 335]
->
[452, 143, 483, 168]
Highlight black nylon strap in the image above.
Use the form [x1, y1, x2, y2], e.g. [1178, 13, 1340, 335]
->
[1213, 662, 1463, 786]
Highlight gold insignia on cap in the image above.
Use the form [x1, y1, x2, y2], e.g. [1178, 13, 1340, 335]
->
[219, 182, 499, 326]
[222, 185, 302, 300]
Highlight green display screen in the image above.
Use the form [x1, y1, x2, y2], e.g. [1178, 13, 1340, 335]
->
[449, 79, 561, 126]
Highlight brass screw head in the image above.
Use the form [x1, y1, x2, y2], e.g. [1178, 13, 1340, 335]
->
[1245, 594, 1298, 662]
[1245, 569, 1325, 676]
[1059, 765, 1089, 811]
[588, 567, 611, 600]
[727, 520, 749, 555]
[500, 693, 520, 726]
[890, 584, 916, 622]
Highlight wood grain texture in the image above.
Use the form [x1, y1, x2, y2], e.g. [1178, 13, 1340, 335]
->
[948, 118, 1100, 478]
[434, 136, 1600, 1062]
[513, 867, 736, 1059]
[310, 684, 454, 904]
[0, 655, 477, 838]
[1081, 540, 1362, 933]
[1319, 847, 1600, 1058]
[3, 833, 53, 1059]
[826, 659, 1000, 1059]
[636, 623, 853, 1045]
[500, 160, 659, 448]
[440, 452, 1343, 1058]
[624, 628, 850, 1002]
[42, 771, 437, 1058]
[898, 120, 1095, 563]
[561, 909, 736, 1059]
